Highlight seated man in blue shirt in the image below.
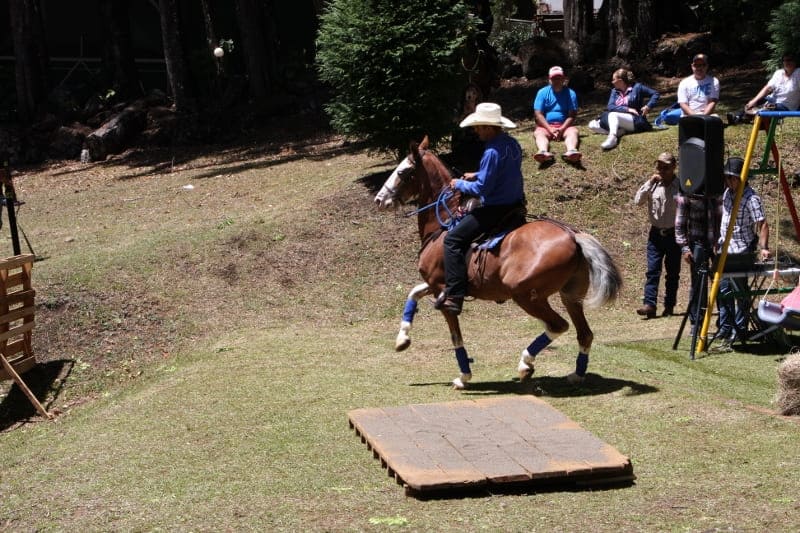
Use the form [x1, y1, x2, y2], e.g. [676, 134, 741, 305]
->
[532, 66, 581, 163]
[435, 102, 525, 315]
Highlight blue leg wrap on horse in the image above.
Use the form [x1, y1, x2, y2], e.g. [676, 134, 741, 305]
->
[455, 346, 473, 374]
[526, 333, 552, 356]
[576, 352, 589, 376]
[402, 299, 418, 323]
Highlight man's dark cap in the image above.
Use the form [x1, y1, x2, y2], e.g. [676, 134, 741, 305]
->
[724, 157, 744, 177]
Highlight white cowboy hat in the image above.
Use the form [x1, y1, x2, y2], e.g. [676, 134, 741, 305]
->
[459, 102, 516, 129]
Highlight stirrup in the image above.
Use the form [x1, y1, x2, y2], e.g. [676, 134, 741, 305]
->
[433, 292, 447, 310]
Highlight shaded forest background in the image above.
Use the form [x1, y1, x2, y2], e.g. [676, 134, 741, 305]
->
[0, 0, 785, 164]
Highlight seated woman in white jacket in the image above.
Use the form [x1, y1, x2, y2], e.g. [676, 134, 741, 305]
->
[588, 68, 660, 150]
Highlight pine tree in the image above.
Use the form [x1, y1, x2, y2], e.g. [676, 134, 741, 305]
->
[316, 0, 476, 157]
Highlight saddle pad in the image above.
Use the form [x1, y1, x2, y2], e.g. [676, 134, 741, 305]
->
[476, 230, 509, 251]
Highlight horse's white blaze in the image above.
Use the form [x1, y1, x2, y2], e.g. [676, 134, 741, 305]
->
[374, 157, 414, 209]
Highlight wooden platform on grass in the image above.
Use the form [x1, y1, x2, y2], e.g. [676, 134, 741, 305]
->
[348, 396, 634, 496]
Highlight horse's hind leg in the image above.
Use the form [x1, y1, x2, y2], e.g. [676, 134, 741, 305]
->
[512, 297, 569, 380]
[561, 295, 593, 385]
[395, 283, 431, 351]
[441, 311, 472, 390]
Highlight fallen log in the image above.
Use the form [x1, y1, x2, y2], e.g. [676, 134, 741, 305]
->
[85, 103, 147, 161]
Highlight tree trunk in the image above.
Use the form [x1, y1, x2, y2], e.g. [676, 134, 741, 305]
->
[602, 0, 635, 58]
[635, 0, 656, 55]
[234, 0, 278, 100]
[158, 0, 191, 112]
[563, 0, 594, 64]
[600, 0, 658, 60]
[655, 0, 699, 35]
[200, 0, 225, 78]
[8, 0, 48, 123]
[99, 0, 143, 100]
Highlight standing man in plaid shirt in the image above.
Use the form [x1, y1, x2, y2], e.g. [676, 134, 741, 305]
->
[714, 157, 771, 348]
[675, 179, 723, 329]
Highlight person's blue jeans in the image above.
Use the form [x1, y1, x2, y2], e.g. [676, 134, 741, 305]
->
[642, 226, 681, 309]
[718, 275, 749, 338]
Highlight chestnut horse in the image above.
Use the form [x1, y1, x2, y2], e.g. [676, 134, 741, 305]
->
[374, 137, 622, 388]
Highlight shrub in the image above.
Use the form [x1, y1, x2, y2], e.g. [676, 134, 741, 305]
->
[700, 0, 782, 59]
[316, 0, 476, 157]
[766, 0, 800, 71]
[491, 22, 538, 57]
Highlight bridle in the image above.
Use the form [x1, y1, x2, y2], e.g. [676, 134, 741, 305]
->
[376, 154, 417, 202]
[393, 149, 461, 230]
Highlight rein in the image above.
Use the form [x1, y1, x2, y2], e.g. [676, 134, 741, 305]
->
[402, 192, 443, 218]
[435, 188, 457, 229]
[403, 188, 458, 227]
[400, 150, 460, 230]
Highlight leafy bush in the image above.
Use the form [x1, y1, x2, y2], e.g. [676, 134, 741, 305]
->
[766, 0, 800, 71]
[491, 22, 537, 57]
[700, 0, 783, 57]
[316, 0, 476, 157]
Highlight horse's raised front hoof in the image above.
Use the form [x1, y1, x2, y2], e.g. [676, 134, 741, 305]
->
[566, 372, 586, 385]
[517, 354, 535, 381]
[452, 373, 472, 390]
[395, 335, 411, 351]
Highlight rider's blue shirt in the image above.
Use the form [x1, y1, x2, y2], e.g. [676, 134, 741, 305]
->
[455, 132, 524, 206]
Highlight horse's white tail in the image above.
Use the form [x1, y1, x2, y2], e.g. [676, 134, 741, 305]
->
[575, 232, 622, 309]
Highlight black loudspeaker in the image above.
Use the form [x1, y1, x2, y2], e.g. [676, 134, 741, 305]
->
[678, 115, 724, 196]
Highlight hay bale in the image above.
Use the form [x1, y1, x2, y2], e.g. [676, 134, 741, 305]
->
[775, 350, 800, 416]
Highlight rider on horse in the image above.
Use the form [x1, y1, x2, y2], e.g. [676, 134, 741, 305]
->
[435, 102, 525, 315]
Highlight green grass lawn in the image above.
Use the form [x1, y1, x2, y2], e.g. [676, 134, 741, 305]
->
[1, 84, 800, 530]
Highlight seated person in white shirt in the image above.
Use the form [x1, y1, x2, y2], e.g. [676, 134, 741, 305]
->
[677, 53, 720, 117]
[728, 52, 800, 125]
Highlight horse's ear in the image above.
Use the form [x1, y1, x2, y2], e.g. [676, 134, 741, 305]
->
[409, 139, 423, 165]
[409, 135, 428, 165]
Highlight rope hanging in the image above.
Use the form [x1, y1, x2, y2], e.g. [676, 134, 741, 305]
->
[761, 122, 784, 301]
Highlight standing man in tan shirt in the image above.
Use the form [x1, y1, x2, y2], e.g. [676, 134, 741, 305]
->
[633, 152, 682, 318]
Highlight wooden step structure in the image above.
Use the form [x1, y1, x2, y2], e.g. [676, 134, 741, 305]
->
[0, 254, 51, 419]
[349, 396, 633, 496]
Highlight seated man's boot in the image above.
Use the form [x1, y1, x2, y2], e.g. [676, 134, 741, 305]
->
[727, 111, 745, 126]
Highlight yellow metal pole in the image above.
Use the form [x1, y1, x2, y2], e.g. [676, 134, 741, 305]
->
[696, 114, 763, 353]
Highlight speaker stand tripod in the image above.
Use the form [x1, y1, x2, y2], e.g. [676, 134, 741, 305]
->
[673, 244, 710, 360]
